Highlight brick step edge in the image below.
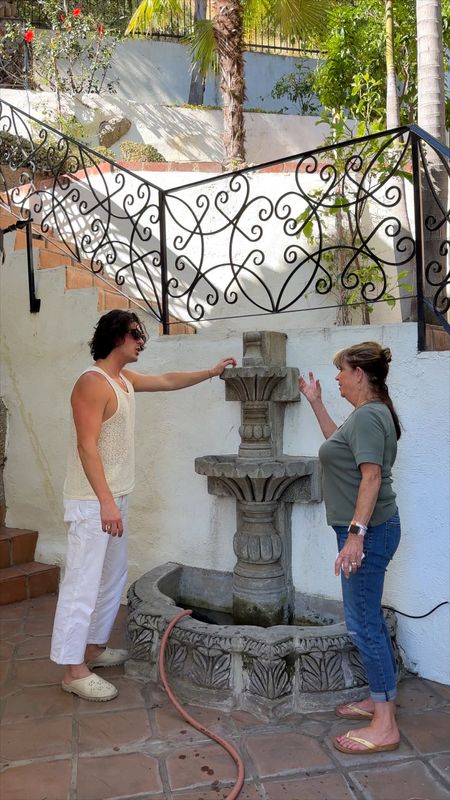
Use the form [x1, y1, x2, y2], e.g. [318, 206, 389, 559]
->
[0, 562, 60, 605]
[0, 527, 38, 568]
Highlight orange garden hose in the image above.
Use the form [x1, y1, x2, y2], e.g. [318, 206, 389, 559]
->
[158, 608, 245, 800]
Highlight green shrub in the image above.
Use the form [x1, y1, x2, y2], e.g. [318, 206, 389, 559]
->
[119, 141, 166, 163]
[0, 130, 116, 176]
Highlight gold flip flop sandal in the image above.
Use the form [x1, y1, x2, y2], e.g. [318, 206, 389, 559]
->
[333, 732, 400, 755]
[335, 702, 374, 720]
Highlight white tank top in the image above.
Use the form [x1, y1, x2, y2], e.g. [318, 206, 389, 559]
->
[63, 366, 135, 500]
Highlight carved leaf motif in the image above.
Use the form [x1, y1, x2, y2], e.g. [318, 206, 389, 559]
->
[165, 642, 187, 675]
[299, 653, 322, 691]
[192, 649, 231, 688]
[323, 650, 345, 690]
[129, 629, 154, 660]
[249, 659, 290, 699]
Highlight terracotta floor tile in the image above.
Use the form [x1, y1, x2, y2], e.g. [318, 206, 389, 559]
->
[0, 759, 71, 800]
[177, 704, 234, 734]
[1, 716, 73, 760]
[155, 703, 233, 738]
[77, 677, 146, 714]
[0, 620, 24, 640]
[154, 704, 209, 742]
[173, 782, 262, 800]
[14, 656, 62, 686]
[1, 599, 449, 799]
[2, 684, 74, 720]
[0, 660, 11, 686]
[429, 753, 450, 783]
[296, 719, 329, 737]
[263, 773, 356, 800]
[77, 752, 162, 799]
[244, 732, 333, 776]
[0, 601, 28, 620]
[396, 676, 442, 712]
[427, 680, 450, 702]
[166, 743, 237, 790]
[15, 635, 52, 659]
[26, 595, 58, 615]
[349, 759, 450, 800]
[0, 640, 14, 660]
[23, 613, 55, 636]
[78, 708, 152, 753]
[400, 709, 450, 754]
[229, 709, 266, 729]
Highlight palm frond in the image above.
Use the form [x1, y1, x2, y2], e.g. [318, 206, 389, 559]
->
[185, 19, 218, 78]
[125, 0, 183, 35]
[243, 0, 271, 30]
[265, 0, 330, 40]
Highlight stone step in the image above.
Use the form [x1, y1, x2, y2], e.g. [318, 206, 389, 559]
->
[0, 561, 59, 605]
[0, 526, 38, 568]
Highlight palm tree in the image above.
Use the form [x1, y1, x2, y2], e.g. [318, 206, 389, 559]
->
[125, 0, 327, 166]
[416, 0, 447, 322]
[385, 0, 414, 320]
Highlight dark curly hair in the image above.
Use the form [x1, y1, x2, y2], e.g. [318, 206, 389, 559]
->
[89, 310, 147, 361]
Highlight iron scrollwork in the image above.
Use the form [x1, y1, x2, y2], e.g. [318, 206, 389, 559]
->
[0, 99, 164, 321]
[1, 98, 448, 336]
[165, 129, 418, 325]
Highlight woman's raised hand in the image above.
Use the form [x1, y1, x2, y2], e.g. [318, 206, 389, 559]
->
[298, 371, 322, 405]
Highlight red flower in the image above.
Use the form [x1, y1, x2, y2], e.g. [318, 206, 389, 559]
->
[23, 30, 34, 43]
[72, 7, 81, 16]
[96, 24, 105, 36]
[60, 14, 65, 21]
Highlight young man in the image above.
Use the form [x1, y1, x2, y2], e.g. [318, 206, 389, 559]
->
[50, 310, 236, 701]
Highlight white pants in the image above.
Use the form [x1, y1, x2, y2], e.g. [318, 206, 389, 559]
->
[50, 496, 129, 665]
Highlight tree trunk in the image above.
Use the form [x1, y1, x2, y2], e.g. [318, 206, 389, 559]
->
[188, 0, 206, 105]
[212, 0, 246, 167]
[416, 0, 448, 324]
[385, 0, 400, 129]
[384, 0, 415, 321]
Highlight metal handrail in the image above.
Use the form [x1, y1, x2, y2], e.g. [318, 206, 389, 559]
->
[0, 98, 448, 346]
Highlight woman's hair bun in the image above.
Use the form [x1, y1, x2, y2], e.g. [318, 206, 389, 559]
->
[382, 347, 392, 363]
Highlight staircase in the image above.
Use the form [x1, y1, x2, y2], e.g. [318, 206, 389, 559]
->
[1, 204, 195, 334]
[0, 523, 59, 605]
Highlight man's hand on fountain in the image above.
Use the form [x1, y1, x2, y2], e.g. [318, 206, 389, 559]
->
[211, 357, 237, 377]
[298, 371, 322, 405]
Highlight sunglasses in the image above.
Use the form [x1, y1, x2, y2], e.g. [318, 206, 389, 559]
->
[127, 328, 147, 343]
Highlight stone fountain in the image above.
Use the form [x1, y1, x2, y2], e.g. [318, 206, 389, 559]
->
[126, 331, 401, 719]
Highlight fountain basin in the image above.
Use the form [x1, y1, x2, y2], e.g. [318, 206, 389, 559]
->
[126, 562, 402, 720]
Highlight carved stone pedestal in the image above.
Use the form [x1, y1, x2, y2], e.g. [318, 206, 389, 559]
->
[195, 330, 321, 626]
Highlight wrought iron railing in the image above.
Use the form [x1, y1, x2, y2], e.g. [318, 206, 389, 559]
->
[14, 0, 320, 55]
[0, 98, 449, 349]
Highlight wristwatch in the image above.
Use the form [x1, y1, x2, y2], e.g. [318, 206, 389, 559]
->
[347, 522, 367, 536]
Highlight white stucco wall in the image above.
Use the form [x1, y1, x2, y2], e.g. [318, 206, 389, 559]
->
[0, 88, 328, 164]
[110, 41, 318, 112]
[1, 231, 449, 686]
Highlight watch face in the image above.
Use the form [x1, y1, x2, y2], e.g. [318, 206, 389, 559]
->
[348, 524, 360, 534]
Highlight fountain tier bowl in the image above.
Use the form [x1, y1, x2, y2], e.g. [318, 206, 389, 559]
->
[126, 562, 401, 720]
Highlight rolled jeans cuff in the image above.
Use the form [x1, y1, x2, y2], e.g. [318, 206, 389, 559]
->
[370, 686, 397, 703]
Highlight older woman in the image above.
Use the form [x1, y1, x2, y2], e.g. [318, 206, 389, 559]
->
[299, 341, 401, 755]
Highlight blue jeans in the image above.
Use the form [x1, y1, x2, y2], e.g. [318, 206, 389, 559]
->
[334, 512, 401, 703]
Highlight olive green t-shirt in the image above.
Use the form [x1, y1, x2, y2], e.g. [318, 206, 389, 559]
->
[318, 401, 398, 527]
